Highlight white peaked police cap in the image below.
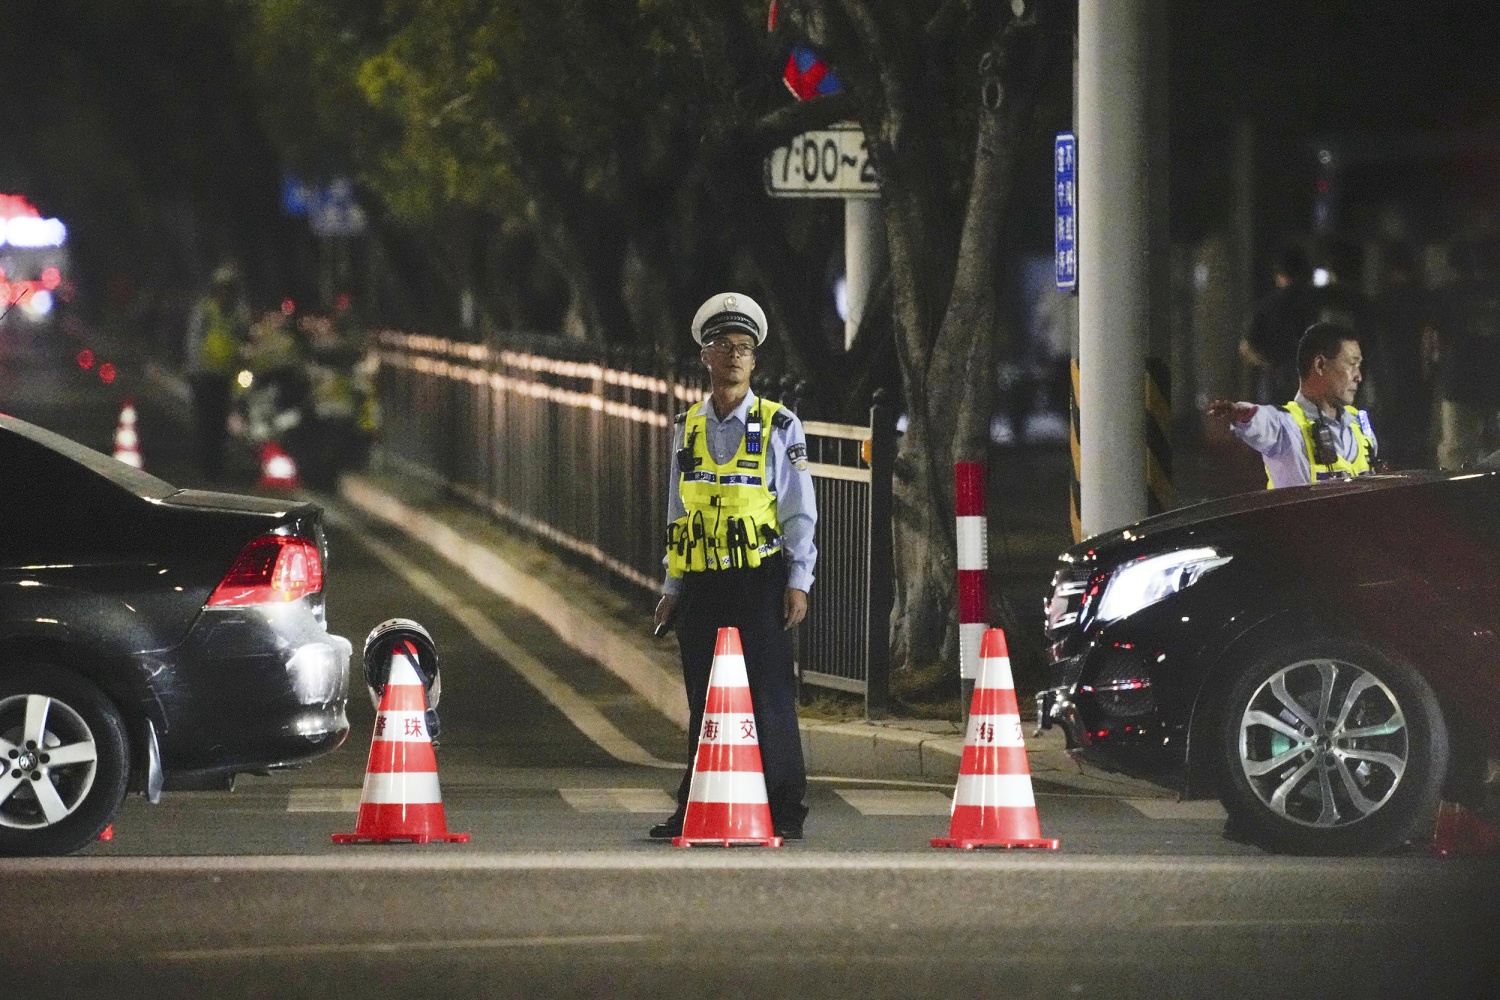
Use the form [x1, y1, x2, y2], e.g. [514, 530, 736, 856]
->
[691, 292, 768, 347]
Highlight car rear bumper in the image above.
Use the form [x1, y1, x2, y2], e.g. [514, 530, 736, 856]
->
[149, 603, 351, 778]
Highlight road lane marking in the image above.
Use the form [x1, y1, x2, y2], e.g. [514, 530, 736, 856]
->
[286, 788, 363, 813]
[560, 788, 677, 813]
[834, 790, 952, 816]
[1124, 799, 1228, 820]
[326, 511, 677, 770]
[2, 853, 1433, 874]
[151, 934, 654, 962]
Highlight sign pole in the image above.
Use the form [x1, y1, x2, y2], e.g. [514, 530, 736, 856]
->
[844, 198, 885, 350]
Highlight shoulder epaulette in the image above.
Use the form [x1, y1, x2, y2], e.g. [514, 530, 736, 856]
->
[771, 409, 793, 430]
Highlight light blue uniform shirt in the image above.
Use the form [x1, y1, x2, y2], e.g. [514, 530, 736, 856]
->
[1231, 391, 1378, 488]
[662, 389, 817, 596]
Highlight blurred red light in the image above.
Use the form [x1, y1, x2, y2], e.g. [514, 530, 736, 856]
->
[40, 267, 61, 290]
[99, 362, 117, 384]
[77, 349, 95, 370]
[280, 298, 295, 316]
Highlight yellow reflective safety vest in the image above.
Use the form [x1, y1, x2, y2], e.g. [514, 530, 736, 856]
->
[666, 397, 786, 576]
[1269, 401, 1374, 489]
[196, 299, 242, 376]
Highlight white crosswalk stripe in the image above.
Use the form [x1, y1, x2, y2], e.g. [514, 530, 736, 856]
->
[286, 789, 363, 813]
[1125, 798, 1227, 820]
[559, 788, 677, 813]
[834, 790, 953, 816]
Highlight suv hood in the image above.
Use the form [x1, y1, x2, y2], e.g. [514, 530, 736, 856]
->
[1067, 471, 1462, 562]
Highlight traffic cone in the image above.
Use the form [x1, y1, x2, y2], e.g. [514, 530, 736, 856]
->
[1430, 801, 1499, 857]
[112, 399, 143, 469]
[333, 641, 469, 844]
[98, 824, 113, 842]
[257, 441, 301, 490]
[932, 628, 1060, 850]
[674, 627, 782, 847]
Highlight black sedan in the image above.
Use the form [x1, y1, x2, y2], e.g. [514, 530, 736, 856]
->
[0, 413, 351, 855]
[1040, 470, 1500, 855]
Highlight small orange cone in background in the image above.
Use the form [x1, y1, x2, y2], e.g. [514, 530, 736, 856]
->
[333, 641, 468, 845]
[933, 628, 1060, 850]
[1431, 801, 1499, 857]
[112, 399, 143, 469]
[675, 627, 782, 848]
[257, 441, 301, 491]
[98, 824, 114, 842]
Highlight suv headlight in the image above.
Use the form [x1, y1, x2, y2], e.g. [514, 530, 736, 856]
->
[1095, 547, 1231, 623]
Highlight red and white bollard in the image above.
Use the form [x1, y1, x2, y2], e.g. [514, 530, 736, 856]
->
[955, 462, 988, 690]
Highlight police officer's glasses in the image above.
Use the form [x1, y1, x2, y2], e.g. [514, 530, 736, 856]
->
[706, 342, 756, 359]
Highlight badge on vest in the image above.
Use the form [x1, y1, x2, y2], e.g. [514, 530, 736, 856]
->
[736, 459, 758, 469]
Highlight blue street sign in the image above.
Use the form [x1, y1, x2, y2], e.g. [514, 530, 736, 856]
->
[1055, 132, 1077, 292]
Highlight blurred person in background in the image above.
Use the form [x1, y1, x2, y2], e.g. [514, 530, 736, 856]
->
[1371, 242, 1440, 467]
[1241, 245, 1321, 404]
[184, 263, 249, 479]
[236, 304, 309, 446]
[1434, 237, 1500, 468]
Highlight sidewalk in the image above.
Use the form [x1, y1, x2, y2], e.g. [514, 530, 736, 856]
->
[338, 463, 1170, 799]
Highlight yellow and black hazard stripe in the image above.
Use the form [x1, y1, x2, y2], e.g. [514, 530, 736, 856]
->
[1069, 359, 1082, 542]
[1144, 356, 1173, 515]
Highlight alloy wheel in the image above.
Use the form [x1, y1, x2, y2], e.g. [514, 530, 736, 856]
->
[0, 693, 100, 830]
[1237, 658, 1408, 828]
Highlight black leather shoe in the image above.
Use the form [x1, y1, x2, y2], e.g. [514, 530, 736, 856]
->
[648, 814, 684, 839]
[774, 824, 803, 841]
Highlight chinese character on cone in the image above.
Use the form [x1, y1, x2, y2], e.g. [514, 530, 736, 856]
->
[932, 628, 1059, 850]
[333, 641, 468, 845]
[675, 627, 782, 848]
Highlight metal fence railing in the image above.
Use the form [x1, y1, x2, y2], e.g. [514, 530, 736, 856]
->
[373, 331, 895, 714]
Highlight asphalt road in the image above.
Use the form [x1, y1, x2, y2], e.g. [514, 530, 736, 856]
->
[2, 326, 1497, 998]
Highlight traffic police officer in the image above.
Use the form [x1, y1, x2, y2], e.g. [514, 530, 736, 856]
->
[1208, 321, 1378, 488]
[650, 293, 817, 840]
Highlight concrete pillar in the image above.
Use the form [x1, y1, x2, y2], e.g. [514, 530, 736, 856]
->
[1077, 0, 1164, 536]
[844, 197, 885, 350]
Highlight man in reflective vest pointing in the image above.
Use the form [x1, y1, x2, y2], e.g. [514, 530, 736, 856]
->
[650, 292, 818, 840]
[1207, 321, 1379, 488]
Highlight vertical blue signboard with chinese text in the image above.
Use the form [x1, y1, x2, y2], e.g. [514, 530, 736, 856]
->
[1055, 132, 1077, 292]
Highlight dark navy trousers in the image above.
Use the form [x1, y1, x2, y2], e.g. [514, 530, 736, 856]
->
[673, 554, 808, 828]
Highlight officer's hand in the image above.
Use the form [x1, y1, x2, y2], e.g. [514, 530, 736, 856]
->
[783, 588, 808, 630]
[654, 595, 677, 630]
[1205, 399, 1255, 426]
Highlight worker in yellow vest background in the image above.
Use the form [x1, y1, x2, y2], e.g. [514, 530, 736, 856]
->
[1207, 321, 1379, 488]
[650, 292, 818, 841]
[184, 263, 249, 479]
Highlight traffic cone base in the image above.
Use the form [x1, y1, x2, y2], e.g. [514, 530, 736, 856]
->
[1430, 801, 1499, 857]
[334, 644, 468, 845]
[933, 628, 1060, 851]
[673, 627, 781, 848]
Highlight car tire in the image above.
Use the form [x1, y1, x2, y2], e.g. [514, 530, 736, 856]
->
[0, 666, 130, 857]
[1215, 636, 1448, 855]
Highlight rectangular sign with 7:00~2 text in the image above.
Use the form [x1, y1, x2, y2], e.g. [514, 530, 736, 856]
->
[764, 124, 880, 199]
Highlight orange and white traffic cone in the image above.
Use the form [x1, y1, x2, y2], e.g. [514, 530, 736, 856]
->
[674, 627, 782, 848]
[1430, 801, 1499, 857]
[257, 441, 301, 490]
[933, 628, 1060, 850]
[333, 641, 468, 845]
[112, 398, 143, 469]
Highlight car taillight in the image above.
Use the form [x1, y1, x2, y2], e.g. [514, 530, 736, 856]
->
[207, 534, 324, 607]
